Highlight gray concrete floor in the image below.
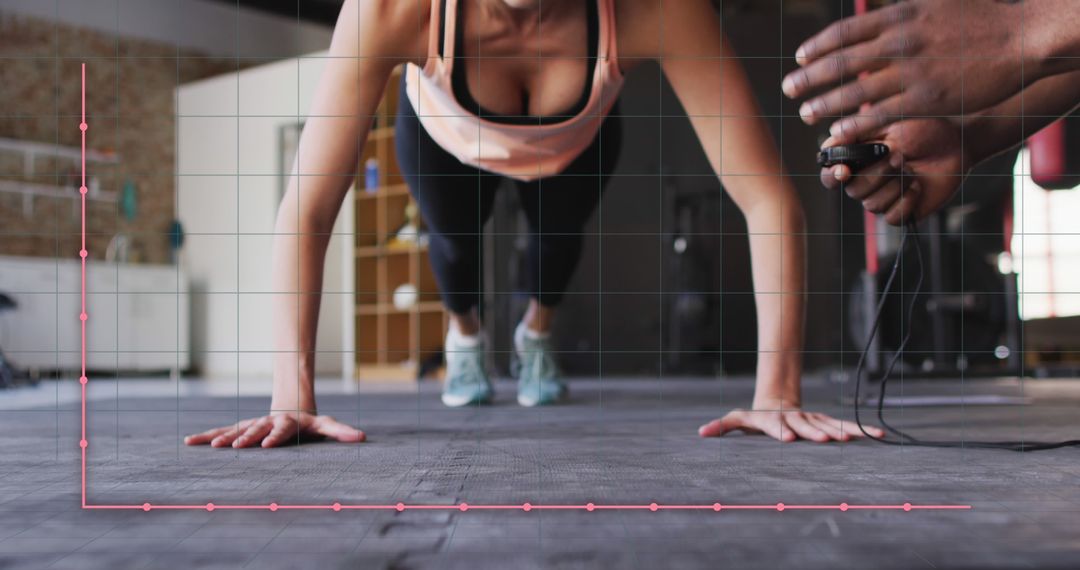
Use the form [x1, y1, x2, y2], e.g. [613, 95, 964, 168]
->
[1, 376, 1079, 569]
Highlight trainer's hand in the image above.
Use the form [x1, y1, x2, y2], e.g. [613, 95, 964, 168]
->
[783, 0, 1029, 144]
[821, 118, 971, 225]
[699, 400, 884, 443]
[184, 412, 366, 448]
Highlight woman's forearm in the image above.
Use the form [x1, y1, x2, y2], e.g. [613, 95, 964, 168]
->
[266, 2, 401, 413]
[269, 195, 337, 414]
[744, 194, 807, 407]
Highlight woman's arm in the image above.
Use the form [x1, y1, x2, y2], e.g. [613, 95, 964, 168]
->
[186, 0, 417, 448]
[641, 0, 883, 442]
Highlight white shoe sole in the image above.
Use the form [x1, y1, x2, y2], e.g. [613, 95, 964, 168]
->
[442, 392, 490, 408]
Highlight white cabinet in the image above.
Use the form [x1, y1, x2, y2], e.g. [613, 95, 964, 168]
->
[0, 255, 189, 373]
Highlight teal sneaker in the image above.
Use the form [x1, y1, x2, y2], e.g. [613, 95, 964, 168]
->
[514, 323, 567, 407]
[441, 330, 493, 408]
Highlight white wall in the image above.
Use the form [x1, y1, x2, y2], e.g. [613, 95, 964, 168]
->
[0, 0, 332, 59]
[177, 53, 352, 381]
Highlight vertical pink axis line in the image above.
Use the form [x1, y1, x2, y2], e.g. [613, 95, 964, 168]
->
[79, 62, 88, 510]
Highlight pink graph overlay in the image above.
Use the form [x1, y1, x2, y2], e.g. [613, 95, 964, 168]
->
[76, 62, 972, 514]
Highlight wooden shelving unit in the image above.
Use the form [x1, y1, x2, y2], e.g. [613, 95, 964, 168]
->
[354, 67, 446, 383]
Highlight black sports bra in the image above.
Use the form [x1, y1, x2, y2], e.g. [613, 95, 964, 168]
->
[441, 0, 600, 126]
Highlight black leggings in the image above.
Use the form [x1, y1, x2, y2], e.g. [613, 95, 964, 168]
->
[395, 77, 622, 315]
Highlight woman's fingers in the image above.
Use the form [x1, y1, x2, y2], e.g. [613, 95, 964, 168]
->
[805, 415, 850, 442]
[698, 410, 754, 437]
[210, 428, 243, 448]
[749, 412, 796, 442]
[313, 416, 366, 443]
[782, 413, 830, 443]
[261, 416, 300, 448]
[195, 418, 256, 447]
[811, 414, 885, 438]
[184, 425, 233, 446]
[233, 418, 273, 448]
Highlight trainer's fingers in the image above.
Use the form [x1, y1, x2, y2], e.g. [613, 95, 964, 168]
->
[799, 70, 900, 125]
[784, 413, 830, 443]
[233, 419, 273, 448]
[843, 159, 899, 201]
[261, 417, 299, 448]
[861, 178, 906, 215]
[314, 416, 366, 443]
[883, 182, 922, 226]
[793, 5, 901, 65]
[829, 94, 908, 145]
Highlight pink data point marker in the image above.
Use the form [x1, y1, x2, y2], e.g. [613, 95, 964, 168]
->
[332, 503, 342, 512]
[585, 503, 595, 512]
[522, 503, 532, 512]
[142, 503, 151, 512]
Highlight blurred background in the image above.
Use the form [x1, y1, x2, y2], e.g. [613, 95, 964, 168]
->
[1, 0, 1077, 396]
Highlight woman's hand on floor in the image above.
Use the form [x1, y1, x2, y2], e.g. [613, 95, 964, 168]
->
[698, 401, 885, 443]
[184, 412, 366, 448]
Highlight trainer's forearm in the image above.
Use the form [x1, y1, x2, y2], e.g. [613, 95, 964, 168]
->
[966, 71, 1080, 165]
[1027, 0, 1080, 78]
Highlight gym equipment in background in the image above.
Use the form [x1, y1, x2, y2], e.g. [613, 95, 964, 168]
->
[0, 293, 32, 389]
[1028, 114, 1080, 191]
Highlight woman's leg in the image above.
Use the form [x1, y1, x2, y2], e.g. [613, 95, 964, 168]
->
[514, 106, 624, 326]
[395, 77, 501, 334]
[512, 106, 623, 406]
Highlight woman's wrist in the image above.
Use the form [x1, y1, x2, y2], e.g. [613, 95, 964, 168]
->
[270, 375, 317, 416]
[752, 354, 803, 409]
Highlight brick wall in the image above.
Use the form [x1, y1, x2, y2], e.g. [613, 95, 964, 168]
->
[0, 12, 240, 264]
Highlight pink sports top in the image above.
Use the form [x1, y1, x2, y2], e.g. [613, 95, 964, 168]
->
[404, 0, 625, 182]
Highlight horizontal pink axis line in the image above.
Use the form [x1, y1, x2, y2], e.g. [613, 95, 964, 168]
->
[84, 503, 972, 511]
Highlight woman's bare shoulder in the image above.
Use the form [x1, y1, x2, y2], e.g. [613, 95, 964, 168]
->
[335, 0, 432, 64]
[615, 0, 715, 63]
